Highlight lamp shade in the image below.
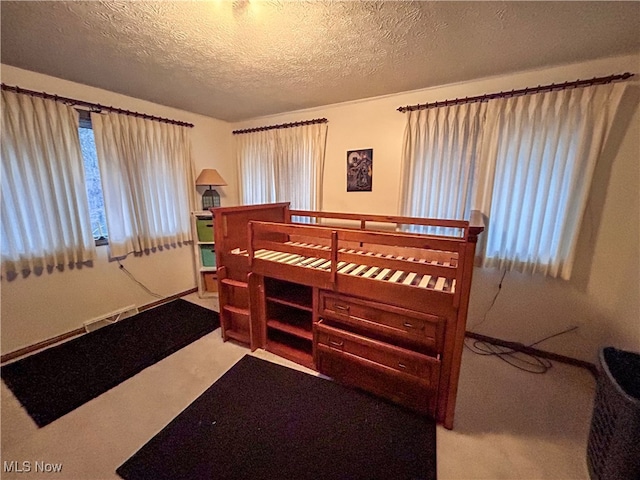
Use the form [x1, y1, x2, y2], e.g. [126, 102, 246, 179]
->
[195, 169, 227, 187]
[196, 169, 227, 210]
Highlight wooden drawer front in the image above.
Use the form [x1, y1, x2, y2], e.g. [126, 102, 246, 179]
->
[315, 342, 438, 416]
[315, 322, 440, 388]
[319, 292, 444, 352]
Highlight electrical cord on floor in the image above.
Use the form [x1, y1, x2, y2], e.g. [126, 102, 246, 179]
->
[465, 268, 580, 374]
[464, 340, 552, 373]
[528, 326, 579, 348]
[468, 268, 507, 330]
[464, 326, 579, 374]
[117, 260, 164, 299]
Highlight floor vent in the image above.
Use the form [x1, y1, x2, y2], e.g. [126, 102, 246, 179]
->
[83, 305, 139, 333]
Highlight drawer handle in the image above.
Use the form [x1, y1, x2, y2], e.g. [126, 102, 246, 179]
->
[329, 339, 344, 347]
[334, 304, 350, 313]
[403, 321, 414, 328]
[398, 362, 407, 369]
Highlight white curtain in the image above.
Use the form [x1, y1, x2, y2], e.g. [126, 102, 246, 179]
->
[1, 90, 96, 276]
[236, 130, 277, 205]
[476, 83, 625, 279]
[275, 124, 327, 216]
[91, 112, 195, 258]
[236, 123, 327, 217]
[398, 82, 625, 279]
[399, 102, 485, 235]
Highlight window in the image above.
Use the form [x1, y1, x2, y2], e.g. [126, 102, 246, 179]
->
[477, 84, 624, 279]
[399, 103, 484, 238]
[78, 111, 108, 245]
[89, 111, 194, 258]
[1, 89, 194, 274]
[1, 90, 97, 275]
[400, 83, 625, 279]
[235, 123, 328, 221]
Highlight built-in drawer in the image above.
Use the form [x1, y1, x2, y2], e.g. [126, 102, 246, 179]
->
[319, 291, 445, 352]
[315, 322, 439, 416]
[315, 321, 439, 379]
[314, 321, 440, 414]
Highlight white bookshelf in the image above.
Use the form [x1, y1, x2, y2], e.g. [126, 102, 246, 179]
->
[191, 211, 219, 299]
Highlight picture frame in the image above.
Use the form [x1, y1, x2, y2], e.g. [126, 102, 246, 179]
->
[346, 148, 373, 192]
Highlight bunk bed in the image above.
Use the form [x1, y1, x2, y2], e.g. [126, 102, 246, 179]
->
[213, 202, 484, 429]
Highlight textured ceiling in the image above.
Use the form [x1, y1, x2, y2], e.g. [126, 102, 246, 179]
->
[1, 1, 639, 122]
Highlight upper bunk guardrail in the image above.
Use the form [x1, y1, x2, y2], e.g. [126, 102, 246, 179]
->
[289, 209, 473, 240]
[249, 221, 466, 255]
[248, 220, 467, 296]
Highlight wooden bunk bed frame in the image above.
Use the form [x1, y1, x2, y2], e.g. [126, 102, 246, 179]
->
[213, 202, 484, 429]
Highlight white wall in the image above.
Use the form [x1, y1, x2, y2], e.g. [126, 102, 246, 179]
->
[0, 65, 236, 354]
[3, 54, 638, 361]
[232, 54, 640, 361]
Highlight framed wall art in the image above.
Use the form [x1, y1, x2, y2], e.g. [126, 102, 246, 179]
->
[346, 148, 373, 192]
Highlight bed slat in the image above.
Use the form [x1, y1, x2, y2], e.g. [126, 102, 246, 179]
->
[339, 263, 358, 274]
[349, 264, 369, 276]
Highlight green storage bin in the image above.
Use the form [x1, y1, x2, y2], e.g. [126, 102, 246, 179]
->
[200, 245, 216, 267]
[196, 217, 214, 242]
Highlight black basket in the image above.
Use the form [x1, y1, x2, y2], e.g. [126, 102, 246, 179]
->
[586, 347, 640, 480]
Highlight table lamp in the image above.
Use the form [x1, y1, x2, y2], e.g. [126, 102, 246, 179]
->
[195, 169, 227, 210]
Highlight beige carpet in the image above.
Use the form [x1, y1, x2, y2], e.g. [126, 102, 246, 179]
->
[1, 293, 594, 479]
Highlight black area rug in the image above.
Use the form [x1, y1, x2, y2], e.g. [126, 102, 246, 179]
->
[2, 299, 219, 428]
[117, 355, 436, 480]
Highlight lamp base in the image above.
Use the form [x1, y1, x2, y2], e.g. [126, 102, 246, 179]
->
[202, 188, 221, 210]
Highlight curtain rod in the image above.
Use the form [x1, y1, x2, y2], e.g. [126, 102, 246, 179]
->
[397, 72, 635, 113]
[1, 83, 194, 128]
[232, 117, 328, 135]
